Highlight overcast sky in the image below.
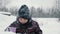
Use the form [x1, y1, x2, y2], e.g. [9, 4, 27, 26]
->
[6, 0, 56, 9]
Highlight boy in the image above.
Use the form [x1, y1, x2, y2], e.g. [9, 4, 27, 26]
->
[5, 5, 42, 34]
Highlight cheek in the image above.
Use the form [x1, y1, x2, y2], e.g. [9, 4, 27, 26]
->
[22, 20, 28, 23]
[19, 19, 21, 21]
[24, 20, 28, 22]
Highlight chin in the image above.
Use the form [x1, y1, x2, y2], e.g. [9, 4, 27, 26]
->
[21, 22, 27, 24]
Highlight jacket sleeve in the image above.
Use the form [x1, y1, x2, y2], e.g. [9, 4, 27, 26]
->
[5, 27, 10, 32]
[35, 22, 42, 34]
[5, 27, 16, 33]
[4, 21, 17, 33]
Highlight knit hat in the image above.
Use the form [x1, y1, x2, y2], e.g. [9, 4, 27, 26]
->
[18, 5, 31, 19]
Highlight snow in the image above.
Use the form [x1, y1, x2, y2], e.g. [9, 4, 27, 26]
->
[0, 12, 11, 15]
[0, 32, 15, 34]
[0, 14, 16, 34]
[0, 14, 60, 34]
[32, 18, 60, 34]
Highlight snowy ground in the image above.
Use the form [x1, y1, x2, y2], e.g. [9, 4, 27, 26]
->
[32, 18, 60, 34]
[0, 14, 60, 34]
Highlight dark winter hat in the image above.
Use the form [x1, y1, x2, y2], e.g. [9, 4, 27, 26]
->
[18, 5, 31, 19]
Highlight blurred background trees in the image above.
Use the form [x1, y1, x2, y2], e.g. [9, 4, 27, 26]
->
[0, 0, 60, 18]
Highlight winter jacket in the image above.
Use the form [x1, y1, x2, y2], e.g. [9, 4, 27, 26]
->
[5, 20, 42, 34]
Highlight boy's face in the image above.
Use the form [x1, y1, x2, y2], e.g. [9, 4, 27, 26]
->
[18, 18, 28, 24]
